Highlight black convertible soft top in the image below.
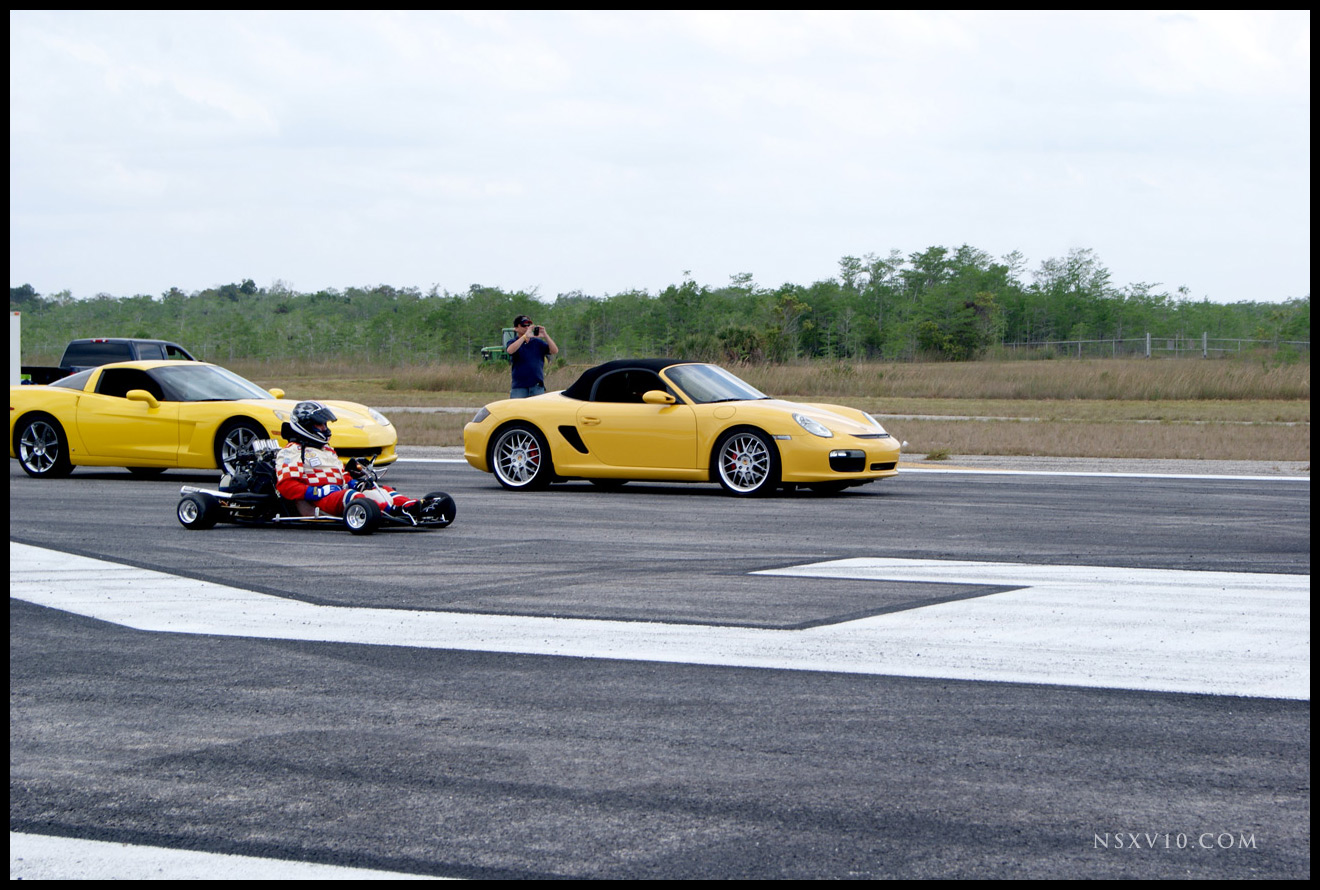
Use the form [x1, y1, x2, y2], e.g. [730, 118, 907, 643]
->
[561, 358, 690, 401]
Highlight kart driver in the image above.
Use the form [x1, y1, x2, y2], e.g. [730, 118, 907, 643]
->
[275, 400, 417, 517]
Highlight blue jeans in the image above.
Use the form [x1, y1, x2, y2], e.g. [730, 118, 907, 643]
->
[510, 384, 546, 399]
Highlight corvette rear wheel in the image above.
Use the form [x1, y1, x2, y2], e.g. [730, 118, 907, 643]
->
[490, 423, 553, 490]
[16, 414, 74, 478]
[713, 428, 780, 497]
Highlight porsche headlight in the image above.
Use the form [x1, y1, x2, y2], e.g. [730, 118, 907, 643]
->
[471, 407, 491, 423]
[793, 413, 834, 438]
[368, 408, 392, 427]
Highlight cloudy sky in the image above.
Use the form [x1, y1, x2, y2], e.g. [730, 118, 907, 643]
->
[9, 10, 1310, 304]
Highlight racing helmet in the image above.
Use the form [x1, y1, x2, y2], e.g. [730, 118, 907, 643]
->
[288, 400, 337, 446]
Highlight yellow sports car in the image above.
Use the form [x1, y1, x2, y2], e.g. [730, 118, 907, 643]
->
[464, 359, 900, 496]
[11, 360, 397, 478]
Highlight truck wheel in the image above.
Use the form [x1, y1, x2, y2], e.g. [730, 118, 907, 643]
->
[15, 414, 75, 478]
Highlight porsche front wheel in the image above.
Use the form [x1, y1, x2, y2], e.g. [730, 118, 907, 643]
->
[490, 423, 553, 490]
[16, 414, 74, 478]
[713, 428, 780, 497]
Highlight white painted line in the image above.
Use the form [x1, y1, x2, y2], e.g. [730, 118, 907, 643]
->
[897, 467, 1309, 481]
[10, 543, 1308, 699]
[395, 456, 1309, 481]
[8, 832, 445, 880]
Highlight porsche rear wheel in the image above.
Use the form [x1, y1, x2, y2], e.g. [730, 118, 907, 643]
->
[16, 414, 74, 478]
[713, 428, 780, 497]
[490, 423, 553, 490]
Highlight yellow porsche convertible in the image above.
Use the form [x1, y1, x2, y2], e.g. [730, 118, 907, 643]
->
[464, 359, 900, 496]
[11, 360, 397, 478]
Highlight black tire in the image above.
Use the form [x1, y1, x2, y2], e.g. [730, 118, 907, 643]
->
[489, 423, 553, 490]
[15, 414, 75, 478]
[420, 491, 456, 527]
[214, 419, 267, 475]
[344, 498, 381, 535]
[712, 427, 781, 497]
[177, 493, 220, 530]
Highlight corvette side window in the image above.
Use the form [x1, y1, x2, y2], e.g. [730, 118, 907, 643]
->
[95, 368, 165, 401]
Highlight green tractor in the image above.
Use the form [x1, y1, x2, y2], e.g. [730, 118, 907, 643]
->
[480, 328, 517, 364]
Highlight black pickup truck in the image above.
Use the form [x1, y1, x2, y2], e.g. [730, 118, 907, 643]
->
[20, 338, 198, 385]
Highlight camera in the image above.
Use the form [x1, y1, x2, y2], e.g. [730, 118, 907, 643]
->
[533, 326, 543, 336]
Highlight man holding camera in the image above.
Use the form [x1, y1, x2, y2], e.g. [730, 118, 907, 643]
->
[505, 314, 559, 398]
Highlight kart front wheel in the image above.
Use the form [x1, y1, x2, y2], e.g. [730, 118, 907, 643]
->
[420, 491, 456, 527]
[177, 493, 220, 530]
[344, 498, 381, 535]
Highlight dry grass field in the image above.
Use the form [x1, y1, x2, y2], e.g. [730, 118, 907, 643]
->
[230, 357, 1310, 463]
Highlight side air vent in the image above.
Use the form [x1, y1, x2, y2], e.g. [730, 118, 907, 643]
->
[558, 425, 591, 454]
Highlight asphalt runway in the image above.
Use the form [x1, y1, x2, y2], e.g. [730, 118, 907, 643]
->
[9, 459, 1311, 878]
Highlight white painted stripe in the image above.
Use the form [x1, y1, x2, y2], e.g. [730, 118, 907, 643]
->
[11, 543, 1308, 699]
[897, 467, 1309, 481]
[8, 832, 445, 880]
[396, 456, 1309, 480]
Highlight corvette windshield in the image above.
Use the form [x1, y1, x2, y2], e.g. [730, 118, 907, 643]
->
[152, 364, 276, 402]
[667, 364, 768, 404]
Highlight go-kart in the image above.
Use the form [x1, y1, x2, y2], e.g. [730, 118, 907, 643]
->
[176, 439, 455, 535]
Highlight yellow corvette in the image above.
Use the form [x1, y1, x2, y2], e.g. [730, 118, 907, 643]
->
[464, 359, 900, 496]
[11, 360, 397, 478]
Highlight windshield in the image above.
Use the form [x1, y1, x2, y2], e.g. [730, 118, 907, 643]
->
[152, 364, 276, 402]
[666, 364, 768, 404]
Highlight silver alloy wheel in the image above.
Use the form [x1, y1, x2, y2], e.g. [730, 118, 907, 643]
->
[218, 421, 263, 474]
[492, 426, 547, 488]
[17, 416, 73, 477]
[716, 430, 775, 495]
[19, 419, 61, 474]
[178, 498, 201, 523]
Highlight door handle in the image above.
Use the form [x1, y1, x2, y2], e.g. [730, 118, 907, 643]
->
[581, 417, 601, 425]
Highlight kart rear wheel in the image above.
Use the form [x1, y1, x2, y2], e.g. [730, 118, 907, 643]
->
[344, 498, 381, 535]
[177, 493, 220, 530]
[420, 491, 456, 528]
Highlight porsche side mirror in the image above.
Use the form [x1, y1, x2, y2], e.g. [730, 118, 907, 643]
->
[268, 388, 286, 399]
[125, 389, 160, 409]
[642, 390, 677, 405]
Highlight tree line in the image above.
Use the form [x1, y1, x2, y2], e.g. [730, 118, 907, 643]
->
[11, 246, 1310, 365]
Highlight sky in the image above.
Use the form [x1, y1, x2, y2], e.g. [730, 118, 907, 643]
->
[9, 10, 1311, 305]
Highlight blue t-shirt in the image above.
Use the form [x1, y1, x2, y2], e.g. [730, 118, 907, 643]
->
[507, 336, 551, 389]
